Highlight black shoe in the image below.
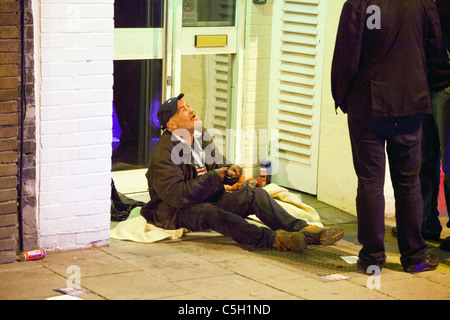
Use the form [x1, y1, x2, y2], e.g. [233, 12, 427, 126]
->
[391, 227, 398, 237]
[422, 231, 441, 241]
[357, 259, 385, 274]
[391, 227, 441, 241]
[440, 236, 450, 252]
[300, 225, 344, 245]
[403, 255, 439, 274]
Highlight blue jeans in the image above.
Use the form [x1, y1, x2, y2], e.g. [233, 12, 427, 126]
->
[348, 115, 427, 268]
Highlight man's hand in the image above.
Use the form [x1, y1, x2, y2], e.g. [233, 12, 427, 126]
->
[215, 167, 228, 180]
[216, 165, 242, 185]
[226, 165, 242, 179]
[224, 165, 242, 186]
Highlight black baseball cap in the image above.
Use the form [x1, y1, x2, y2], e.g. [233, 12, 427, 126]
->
[157, 93, 184, 130]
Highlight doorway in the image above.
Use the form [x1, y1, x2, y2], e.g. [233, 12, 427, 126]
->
[112, 0, 164, 171]
[267, 0, 326, 195]
[112, 0, 245, 194]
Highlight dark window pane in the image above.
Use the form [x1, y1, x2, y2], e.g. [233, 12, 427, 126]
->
[115, 0, 164, 28]
[113, 60, 162, 170]
[183, 0, 235, 27]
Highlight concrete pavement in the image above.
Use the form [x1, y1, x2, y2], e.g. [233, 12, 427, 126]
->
[0, 193, 449, 302]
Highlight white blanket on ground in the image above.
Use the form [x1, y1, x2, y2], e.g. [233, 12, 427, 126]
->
[110, 184, 322, 244]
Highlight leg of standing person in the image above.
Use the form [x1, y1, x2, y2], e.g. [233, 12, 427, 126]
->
[444, 174, 450, 226]
[419, 113, 443, 239]
[442, 174, 450, 250]
[385, 115, 428, 269]
[433, 89, 450, 250]
[348, 115, 387, 270]
[434, 89, 450, 176]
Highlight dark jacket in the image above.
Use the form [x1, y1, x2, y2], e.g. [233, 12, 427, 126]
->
[430, 0, 450, 91]
[331, 0, 450, 118]
[140, 128, 228, 229]
[436, 0, 450, 50]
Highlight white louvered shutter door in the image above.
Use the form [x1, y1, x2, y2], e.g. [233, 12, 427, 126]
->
[268, 0, 325, 194]
[204, 54, 231, 157]
[202, 1, 235, 157]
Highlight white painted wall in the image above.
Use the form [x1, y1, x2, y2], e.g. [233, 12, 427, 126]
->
[317, 0, 395, 217]
[36, 0, 114, 250]
[241, 0, 273, 179]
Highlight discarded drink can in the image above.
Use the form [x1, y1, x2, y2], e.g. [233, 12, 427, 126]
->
[20, 249, 46, 262]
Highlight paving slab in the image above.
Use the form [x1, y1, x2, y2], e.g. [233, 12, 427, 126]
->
[216, 256, 309, 285]
[175, 274, 299, 300]
[272, 276, 393, 300]
[80, 271, 192, 300]
[124, 253, 234, 282]
[374, 277, 450, 300]
[0, 263, 67, 300]
[103, 239, 186, 260]
[2, 191, 449, 301]
[40, 248, 140, 278]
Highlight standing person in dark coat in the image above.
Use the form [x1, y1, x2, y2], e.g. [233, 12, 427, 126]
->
[140, 94, 344, 253]
[331, 0, 449, 273]
[433, 0, 450, 251]
[392, 0, 450, 249]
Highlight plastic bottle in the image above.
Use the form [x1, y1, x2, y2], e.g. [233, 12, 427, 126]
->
[258, 167, 267, 188]
[261, 160, 271, 184]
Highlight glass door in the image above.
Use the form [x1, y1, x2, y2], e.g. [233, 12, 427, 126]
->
[171, 0, 245, 164]
[112, 0, 245, 171]
[112, 0, 164, 170]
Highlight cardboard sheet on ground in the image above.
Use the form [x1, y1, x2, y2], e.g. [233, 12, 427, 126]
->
[110, 184, 322, 244]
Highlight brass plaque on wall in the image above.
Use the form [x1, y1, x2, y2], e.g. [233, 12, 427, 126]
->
[195, 35, 228, 47]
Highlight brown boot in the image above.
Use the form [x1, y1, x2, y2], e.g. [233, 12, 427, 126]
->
[300, 225, 344, 245]
[273, 230, 307, 252]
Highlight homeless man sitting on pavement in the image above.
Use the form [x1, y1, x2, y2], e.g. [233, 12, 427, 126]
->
[140, 94, 344, 252]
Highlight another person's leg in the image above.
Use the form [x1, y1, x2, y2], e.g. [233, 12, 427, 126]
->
[348, 116, 387, 270]
[419, 114, 442, 240]
[386, 115, 436, 272]
[440, 175, 450, 251]
[433, 89, 450, 250]
[433, 89, 450, 176]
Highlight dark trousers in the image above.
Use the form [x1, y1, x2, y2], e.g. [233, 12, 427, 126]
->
[432, 89, 450, 176]
[175, 187, 309, 248]
[430, 89, 450, 230]
[420, 113, 449, 236]
[348, 115, 427, 268]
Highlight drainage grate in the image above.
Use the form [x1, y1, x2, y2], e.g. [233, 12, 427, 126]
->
[177, 236, 360, 277]
[249, 245, 359, 276]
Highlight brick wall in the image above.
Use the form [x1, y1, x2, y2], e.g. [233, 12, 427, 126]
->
[0, 0, 20, 264]
[20, 0, 38, 252]
[38, 0, 114, 250]
[0, 0, 37, 264]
